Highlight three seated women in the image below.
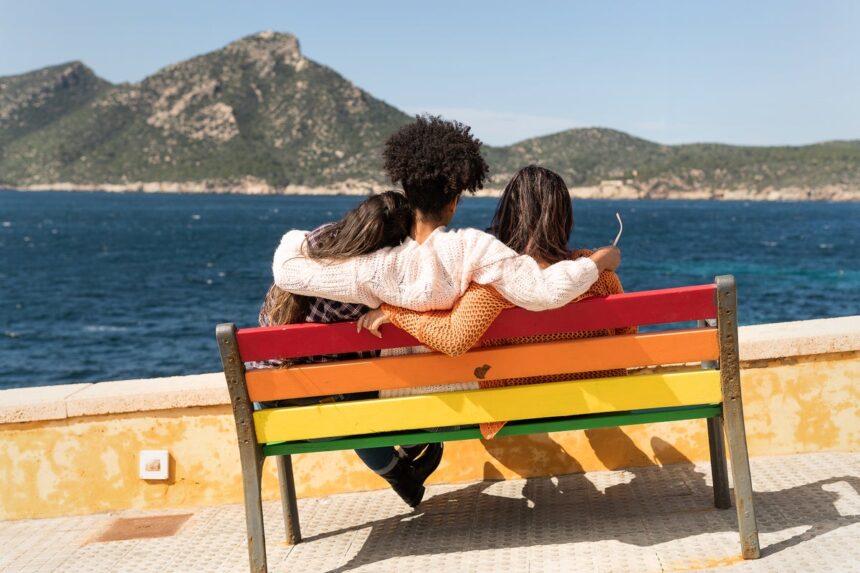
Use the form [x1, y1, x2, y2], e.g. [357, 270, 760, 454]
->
[261, 115, 625, 507]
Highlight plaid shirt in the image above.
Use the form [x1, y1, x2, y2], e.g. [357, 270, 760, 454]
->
[250, 224, 378, 374]
[298, 296, 377, 364]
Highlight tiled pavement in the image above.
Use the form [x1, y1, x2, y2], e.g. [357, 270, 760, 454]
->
[1, 452, 858, 572]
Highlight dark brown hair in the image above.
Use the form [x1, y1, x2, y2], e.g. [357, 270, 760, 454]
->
[383, 115, 489, 219]
[490, 165, 573, 265]
[260, 191, 413, 326]
[304, 190, 413, 260]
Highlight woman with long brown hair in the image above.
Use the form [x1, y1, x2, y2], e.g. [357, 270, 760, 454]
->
[259, 190, 413, 328]
[255, 191, 443, 508]
[358, 166, 636, 439]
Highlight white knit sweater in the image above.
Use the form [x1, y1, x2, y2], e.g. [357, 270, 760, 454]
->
[272, 227, 599, 312]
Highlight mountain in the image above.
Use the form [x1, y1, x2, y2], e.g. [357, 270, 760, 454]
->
[0, 32, 410, 189]
[0, 32, 858, 199]
[485, 128, 860, 198]
[0, 61, 110, 147]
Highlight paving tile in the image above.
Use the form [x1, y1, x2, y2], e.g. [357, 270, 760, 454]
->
[0, 452, 858, 573]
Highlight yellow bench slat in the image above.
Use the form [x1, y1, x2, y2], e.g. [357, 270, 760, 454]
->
[253, 370, 722, 443]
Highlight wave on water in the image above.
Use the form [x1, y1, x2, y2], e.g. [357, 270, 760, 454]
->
[82, 325, 130, 333]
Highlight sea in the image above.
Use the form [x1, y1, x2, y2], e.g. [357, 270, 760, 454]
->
[1, 189, 858, 390]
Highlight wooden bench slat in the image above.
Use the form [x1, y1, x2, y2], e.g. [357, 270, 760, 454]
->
[236, 284, 717, 362]
[261, 405, 723, 455]
[246, 328, 718, 401]
[253, 370, 722, 442]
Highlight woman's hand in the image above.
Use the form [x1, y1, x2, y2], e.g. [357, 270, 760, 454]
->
[589, 246, 621, 272]
[356, 308, 390, 338]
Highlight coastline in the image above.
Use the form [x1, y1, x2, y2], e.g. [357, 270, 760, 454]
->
[4, 178, 859, 202]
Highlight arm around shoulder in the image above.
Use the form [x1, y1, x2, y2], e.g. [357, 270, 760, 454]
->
[271, 230, 378, 306]
[477, 254, 600, 312]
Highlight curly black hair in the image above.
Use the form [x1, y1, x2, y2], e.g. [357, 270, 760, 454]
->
[383, 115, 489, 218]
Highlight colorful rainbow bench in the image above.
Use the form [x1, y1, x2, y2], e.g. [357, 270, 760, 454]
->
[216, 275, 760, 573]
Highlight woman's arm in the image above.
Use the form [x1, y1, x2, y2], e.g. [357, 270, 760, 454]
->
[272, 230, 384, 307]
[381, 284, 513, 356]
[272, 227, 617, 312]
[571, 248, 637, 335]
[471, 250, 599, 311]
[457, 228, 619, 311]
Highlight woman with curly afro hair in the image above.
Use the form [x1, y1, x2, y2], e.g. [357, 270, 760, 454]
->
[382, 114, 488, 240]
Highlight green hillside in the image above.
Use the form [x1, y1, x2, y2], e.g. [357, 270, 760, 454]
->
[485, 128, 860, 191]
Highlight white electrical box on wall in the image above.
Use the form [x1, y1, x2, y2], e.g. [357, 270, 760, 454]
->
[139, 450, 169, 480]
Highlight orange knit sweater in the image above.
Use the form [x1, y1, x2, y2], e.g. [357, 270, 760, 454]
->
[382, 249, 636, 439]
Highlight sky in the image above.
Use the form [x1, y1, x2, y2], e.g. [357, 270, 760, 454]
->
[1, 0, 858, 147]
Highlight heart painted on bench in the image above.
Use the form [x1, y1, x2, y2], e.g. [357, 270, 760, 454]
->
[473, 364, 491, 379]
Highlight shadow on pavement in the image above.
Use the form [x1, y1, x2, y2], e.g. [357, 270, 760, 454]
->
[295, 429, 859, 572]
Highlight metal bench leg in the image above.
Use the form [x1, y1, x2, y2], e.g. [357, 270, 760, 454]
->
[699, 319, 731, 510]
[218, 323, 269, 573]
[707, 415, 731, 509]
[241, 456, 268, 573]
[716, 276, 761, 559]
[276, 454, 302, 544]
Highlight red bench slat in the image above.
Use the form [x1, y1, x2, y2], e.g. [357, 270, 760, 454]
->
[236, 283, 717, 362]
[483, 283, 717, 342]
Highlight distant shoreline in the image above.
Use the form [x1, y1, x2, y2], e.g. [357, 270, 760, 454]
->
[4, 180, 859, 202]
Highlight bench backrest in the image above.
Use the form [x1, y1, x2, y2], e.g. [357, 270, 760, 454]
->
[217, 277, 740, 447]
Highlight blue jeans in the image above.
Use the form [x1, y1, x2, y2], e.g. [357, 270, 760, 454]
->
[354, 444, 431, 474]
[354, 446, 399, 473]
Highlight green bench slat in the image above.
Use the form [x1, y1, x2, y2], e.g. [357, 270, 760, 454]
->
[261, 404, 722, 456]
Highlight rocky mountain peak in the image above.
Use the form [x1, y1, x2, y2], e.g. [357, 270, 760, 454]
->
[55, 61, 102, 88]
[223, 31, 305, 70]
[0, 60, 109, 127]
[0, 61, 101, 97]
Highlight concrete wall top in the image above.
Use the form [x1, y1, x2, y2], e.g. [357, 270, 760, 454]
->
[1, 315, 857, 425]
[738, 315, 859, 361]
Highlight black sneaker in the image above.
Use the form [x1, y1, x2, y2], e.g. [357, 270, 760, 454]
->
[411, 442, 443, 486]
[400, 443, 429, 463]
[379, 458, 425, 508]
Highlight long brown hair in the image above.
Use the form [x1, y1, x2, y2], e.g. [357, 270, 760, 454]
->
[260, 191, 413, 326]
[490, 165, 573, 265]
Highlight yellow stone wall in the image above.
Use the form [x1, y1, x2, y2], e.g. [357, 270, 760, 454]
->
[1, 351, 857, 521]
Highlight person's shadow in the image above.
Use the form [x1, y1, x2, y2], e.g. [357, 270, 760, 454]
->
[283, 429, 860, 572]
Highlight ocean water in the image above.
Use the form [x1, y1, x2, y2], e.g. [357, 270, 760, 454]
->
[1, 189, 858, 389]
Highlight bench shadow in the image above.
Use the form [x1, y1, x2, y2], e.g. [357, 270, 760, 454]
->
[291, 430, 860, 572]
